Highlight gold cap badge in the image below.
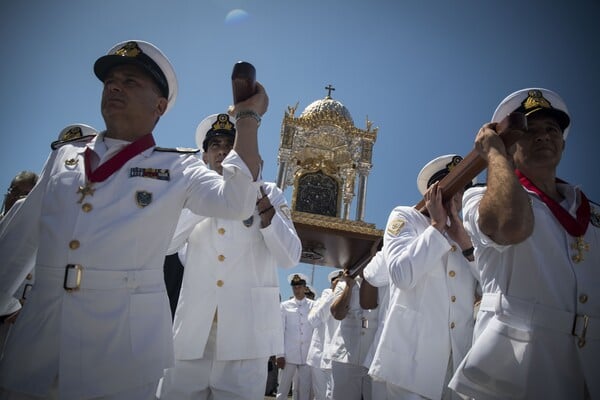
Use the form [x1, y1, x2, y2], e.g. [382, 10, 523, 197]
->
[211, 113, 235, 132]
[521, 89, 552, 115]
[115, 41, 142, 58]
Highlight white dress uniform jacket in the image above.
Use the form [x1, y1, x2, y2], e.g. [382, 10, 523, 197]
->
[306, 288, 337, 400]
[307, 288, 337, 370]
[168, 181, 301, 361]
[0, 134, 260, 400]
[450, 185, 600, 400]
[369, 206, 478, 400]
[280, 297, 315, 365]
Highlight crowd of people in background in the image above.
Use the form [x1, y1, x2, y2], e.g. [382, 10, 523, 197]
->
[0, 38, 598, 400]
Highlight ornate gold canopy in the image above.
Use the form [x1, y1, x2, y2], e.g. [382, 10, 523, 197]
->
[276, 87, 382, 269]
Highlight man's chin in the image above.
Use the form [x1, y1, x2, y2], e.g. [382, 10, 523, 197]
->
[101, 106, 127, 119]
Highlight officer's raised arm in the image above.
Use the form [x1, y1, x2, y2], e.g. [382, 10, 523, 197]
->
[229, 81, 268, 181]
[475, 122, 533, 245]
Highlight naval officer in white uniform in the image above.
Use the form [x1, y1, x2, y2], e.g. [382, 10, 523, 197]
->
[369, 155, 479, 400]
[450, 88, 600, 400]
[157, 113, 301, 400]
[277, 273, 315, 400]
[0, 39, 267, 399]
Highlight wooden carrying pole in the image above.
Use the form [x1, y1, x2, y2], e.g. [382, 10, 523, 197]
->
[348, 237, 382, 278]
[414, 112, 528, 213]
[345, 112, 527, 277]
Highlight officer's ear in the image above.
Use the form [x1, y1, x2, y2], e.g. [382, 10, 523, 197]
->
[156, 97, 168, 116]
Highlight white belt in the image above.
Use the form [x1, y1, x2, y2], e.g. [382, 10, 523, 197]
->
[340, 315, 376, 329]
[36, 265, 164, 291]
[480, 292, 599, 345]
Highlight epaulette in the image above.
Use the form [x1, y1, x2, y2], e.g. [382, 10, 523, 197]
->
[51, 134, 96, 150]
[154, 147, 200, 154]
[590, 201, 600, 228]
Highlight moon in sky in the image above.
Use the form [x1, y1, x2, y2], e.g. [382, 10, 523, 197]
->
[225, 9, 249, 24]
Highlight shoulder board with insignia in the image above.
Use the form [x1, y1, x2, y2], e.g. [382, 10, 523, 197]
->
[154, 147, 200, 154]
[590, 201, 600, 228]
[387, 217, 407, 236]
[51, 134, 96, 150]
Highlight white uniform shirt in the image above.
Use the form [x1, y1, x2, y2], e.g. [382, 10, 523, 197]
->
[307, 287, 339, 369]
[361, 251, 390, 370]
[369, 205, 478, 399]
[450, 184, 600, 400]
[0, 134, 260, 400]
[280, 296, 315, 365]
[328, 278, 379, 366]
[168, 182, 301, 361]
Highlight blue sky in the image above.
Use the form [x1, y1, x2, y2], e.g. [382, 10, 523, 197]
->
[1, 0, 599, 301]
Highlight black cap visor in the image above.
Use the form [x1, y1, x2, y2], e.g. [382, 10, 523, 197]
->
[524, 107, 570, 132]
[94, 54, 169, 98]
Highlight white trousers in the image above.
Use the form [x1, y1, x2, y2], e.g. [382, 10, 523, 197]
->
[371, 379, 388, 400]
[385, 356, 466, 400]
[331, 361, 372, 400]
[310, 366, 333, 400]
[276, 363, 311, 400]
[157, 323, 267, 400]
[0, 378, 156, 400]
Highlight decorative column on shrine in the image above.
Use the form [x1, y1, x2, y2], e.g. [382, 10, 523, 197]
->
[276, 85, 382, 271]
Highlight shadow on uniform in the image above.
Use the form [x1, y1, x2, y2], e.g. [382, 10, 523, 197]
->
[163, 253, 184, 320]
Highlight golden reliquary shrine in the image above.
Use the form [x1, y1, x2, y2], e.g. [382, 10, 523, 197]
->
[276, 85, 383, 272]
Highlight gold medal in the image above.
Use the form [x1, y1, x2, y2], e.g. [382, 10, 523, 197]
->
[571, 236, 590, 263]
[76, 183, 95, 204]
[591, 207, 600, 228]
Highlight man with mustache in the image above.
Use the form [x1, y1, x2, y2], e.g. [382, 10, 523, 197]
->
[450, 88, 600, 399]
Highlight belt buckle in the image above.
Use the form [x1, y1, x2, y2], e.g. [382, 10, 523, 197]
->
[21, 283, 33, 300]
[572, 314, 589, 348]
[63, 264, 83, 292]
